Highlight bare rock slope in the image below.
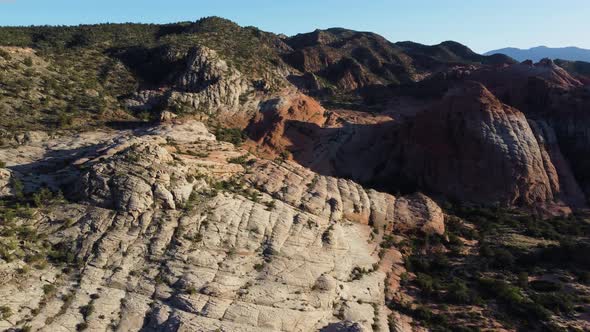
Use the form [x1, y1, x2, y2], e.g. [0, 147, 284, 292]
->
[0, 120, 443, 331]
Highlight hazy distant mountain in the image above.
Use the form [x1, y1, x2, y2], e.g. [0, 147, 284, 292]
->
[485, 46, 590, 62]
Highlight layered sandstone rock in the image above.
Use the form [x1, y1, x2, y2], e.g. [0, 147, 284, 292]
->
[0, 120, 443, 332]
[246, 81, 585, 208]
[246, 93, 328, 158]
[388, 82, 558, 205]
[125, 46, 259, 120]
[170, 46, 254, 115]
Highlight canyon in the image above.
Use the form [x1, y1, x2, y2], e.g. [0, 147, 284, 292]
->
[1, 17, 590, 332]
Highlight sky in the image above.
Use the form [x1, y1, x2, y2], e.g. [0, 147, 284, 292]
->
[0, 0, 588, 53]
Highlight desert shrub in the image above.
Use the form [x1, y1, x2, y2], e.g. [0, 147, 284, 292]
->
[406, 253, 451, 274]
[11, 178, 24, 200]
[531, 292, 576, 315]
[478, 278, 550, 321]
[57, 111, 74, 127]
[444, 215, 478, 240]
[483, 246, 515, 268]
[415, 273, 437, 295]
[42, 284, 56, 295]
[79, 304, 94, 319]
[23, 56, 33, 67]
[185, 285, 197, 295]
[0, 305, 12, 319]
[278, 150, 291, 162]
[520, 241, 590, 271]
[0, 48, 11, 60]
[48, 242, 76, 265]
[76, 322, 88, 331]
[446, 279, 476, 304]
[380, 235, 396, 248]
[32, 187, 55, 207]
[479, 278, 524, 304]
[446, 232, 464, 254]
[414, 305, 433, 321]
[215, 127, 245, 146]
[17, 225, 38, 242]
[227, 154, 252, 165]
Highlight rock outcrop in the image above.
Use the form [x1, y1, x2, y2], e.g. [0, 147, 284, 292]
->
[388, 82, 559, 205]
[170, 46, 254, 114]
[125, 46, 259, 122]
[246, 93, 328, 158]
[0, 120, 444, 332]
[246, 82, 586, 209]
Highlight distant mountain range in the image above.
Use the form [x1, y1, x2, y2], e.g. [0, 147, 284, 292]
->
[485, 46, 590, 62]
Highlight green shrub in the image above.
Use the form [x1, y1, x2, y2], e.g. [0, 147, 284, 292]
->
[48, 243, 76, 265]
[480, 245, 515, 268]
[33, 187, 55, 207]
[43, 284, 56, 295]
[479, 278, 524, 304]
[0, 305, 12, 319]
[531, 292, 576, 315]
[76, 322, 88, 331]
[227, 154, 253, 165]
[17, 225, 38, 242]
[278, 150, 291, 162]
[79, 304, 94, 319]
[23, 56, 33, 67]
[415, 273, 437, 295]
[0, 49, 11, 60]
[185, 285, 197, 295]
[11, 178, 24, 200]
[478, 277, 551, 321]
[414, 306, 433, 321]
[215, 127, 245, 146]
[446, 279, 475, 304]
[57, 112, 74, 127]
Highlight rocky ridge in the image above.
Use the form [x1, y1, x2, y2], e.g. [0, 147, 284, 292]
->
[125, 46, 265, 125]
[1, 19, 590, 332]
[249, 59, 590, 211]
[0, 120, 444, 331]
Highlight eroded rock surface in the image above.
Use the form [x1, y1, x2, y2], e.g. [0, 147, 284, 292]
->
[247, 80, 586, 210]
[0, 120, 443, 331]
[125, 46, 259, 123]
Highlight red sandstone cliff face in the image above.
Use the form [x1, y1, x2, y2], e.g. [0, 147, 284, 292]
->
[246, 82, 586, 209]
[466, 60, 590, 199]
[387, 82, 582, 206]
[245, 93, 328, 159]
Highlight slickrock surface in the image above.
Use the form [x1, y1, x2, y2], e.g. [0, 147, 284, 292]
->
[0, 120, 443, 331]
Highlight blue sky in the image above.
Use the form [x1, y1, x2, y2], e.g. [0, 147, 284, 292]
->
[0, 0, 588, 53]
